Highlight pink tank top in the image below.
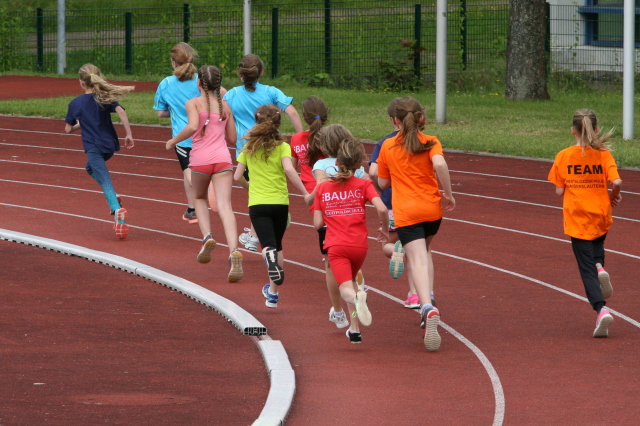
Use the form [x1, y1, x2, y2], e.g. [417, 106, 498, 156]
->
[189, 96, 232, 167]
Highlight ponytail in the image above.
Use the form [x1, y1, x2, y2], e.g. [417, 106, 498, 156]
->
[243, 105, 284, 161]
[394, 96, 434, 154]
[302, 96, 330, 167]
[78, 63, 134, 105]
[331, 138, 365, 185]
[572, 109, 613, 152]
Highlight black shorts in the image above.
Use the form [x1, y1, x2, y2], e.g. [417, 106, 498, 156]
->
[249, 204, 289, 252]
[396, 219, 442, 246]
[318, 226, 328, 255]
[175, 145, 191, 171]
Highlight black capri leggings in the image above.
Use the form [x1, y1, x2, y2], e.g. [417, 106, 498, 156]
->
[249, 204, 289, 252]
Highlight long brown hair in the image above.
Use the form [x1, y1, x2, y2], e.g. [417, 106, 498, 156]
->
[302, 96, 329, 166]
[316, 124, 354, 159]
[242, 105, 284, 161]
[331, 138, 365, 184]
[171, 42, 198, 81]
[572, 109, 613, 152]
[197, 65, 225, 137]
[78, 64, 134, 105]
[394, 96, 435, 153]
[238, 54, 264, 92]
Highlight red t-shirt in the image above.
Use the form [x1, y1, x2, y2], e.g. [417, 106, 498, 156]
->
[313, 177, 379, 249]
[290, 130, 317, 193]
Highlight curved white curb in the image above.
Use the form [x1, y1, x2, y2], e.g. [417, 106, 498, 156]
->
[0, 228, 295, 425]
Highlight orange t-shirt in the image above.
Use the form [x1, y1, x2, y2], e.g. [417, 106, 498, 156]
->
[548, 145, 620, 240]
[377, 132, 443, 228]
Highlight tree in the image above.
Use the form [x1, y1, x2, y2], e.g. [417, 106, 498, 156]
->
[505, 0, 550, 100]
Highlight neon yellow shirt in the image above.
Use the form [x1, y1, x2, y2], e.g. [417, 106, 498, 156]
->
[237, 142, 292, 206]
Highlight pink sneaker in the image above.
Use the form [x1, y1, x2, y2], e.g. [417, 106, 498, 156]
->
[404, 293, 420, 309]
[597, 267, 613, 299]
[593, 309, 613, 338]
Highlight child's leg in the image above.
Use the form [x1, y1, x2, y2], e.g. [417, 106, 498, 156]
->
[183, 168, 196, 209]
[403, 236, 434, 308]
[325, 259, 343, 312]
[191, 170, 212, 237]
[211, 170, 239, 255]
[329, 246, 369, 326]
[571, 236, 606, 312]
[85, 148, 120, 213]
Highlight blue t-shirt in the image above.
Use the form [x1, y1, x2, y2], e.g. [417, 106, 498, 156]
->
[65, 94, 121, 154]
[368, 130, 398, 209]
[153, 75, 199, 148]
[223, 82, 293, 157]
[313, 157, 366, 179]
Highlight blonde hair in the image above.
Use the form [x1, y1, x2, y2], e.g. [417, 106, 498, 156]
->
[197, 65, 225, 137]
[238, 54, 264, 92]
[302, 96, 329, 167]
[78, 64, 134, 105]
[242, 105, 284, 161]
[394, 96, 435, 154]
[171, 42, 198, 82]
[316, 124, 354, 159]
[331, 138, 365, 184]
[572, 109, 613, 152]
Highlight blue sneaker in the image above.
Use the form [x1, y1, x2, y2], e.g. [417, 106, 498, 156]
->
[262, 283, 279, 308]
[389, 241, 405, 279]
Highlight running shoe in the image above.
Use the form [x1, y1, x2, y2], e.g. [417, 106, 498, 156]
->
[390, 241, 405, 279]
[262, 283, 279, 308]
[183, 209, 198, 224]
[239, 227, 259, 251]
[113, 207, 129, 240]
[264, 247, 284, 285]
[227, 250, 244, 282]
[355, 270, 366, 292]
[346, 329, 362, 344]
[329, 307, 349, 329]
[404, 293, 420, 309]
[593, 309, 614, 338]
[597, 267, 613, 299]
[196, 234, 217, 264]
[354, 290, 372, 326]
[421, 306, 441, 351]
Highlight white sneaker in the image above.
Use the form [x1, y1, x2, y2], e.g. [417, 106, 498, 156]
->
[354, 290, 372, 326]
[329, 307, 349, 329]
[238, 227, 259, 251]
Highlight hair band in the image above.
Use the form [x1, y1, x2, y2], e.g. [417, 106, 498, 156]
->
[314, 115, 321, 119]
[90, 73, 94, 76]
[204, 119, 210, 126]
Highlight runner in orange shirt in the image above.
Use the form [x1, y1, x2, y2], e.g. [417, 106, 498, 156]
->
[376, 97, 455, 352]
[548, 109, 622, 338]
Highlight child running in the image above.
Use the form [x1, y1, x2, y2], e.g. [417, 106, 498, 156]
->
[233, 105, 310, 307]
[224, 54, 303, 252]
[368, 97, 429, 310]
[376, 96, 455, 352]
[64, 63, 134, 240]
[548, 109, 622, 338]
[166, 65, 243, 282]
[313, 137, 389, 344]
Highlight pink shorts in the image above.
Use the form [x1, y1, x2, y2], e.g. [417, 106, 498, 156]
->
[327, 245, 368, 285]
[190, 162, 233, 176]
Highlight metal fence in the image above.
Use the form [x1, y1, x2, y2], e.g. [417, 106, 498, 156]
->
[1, 1, 634, 85]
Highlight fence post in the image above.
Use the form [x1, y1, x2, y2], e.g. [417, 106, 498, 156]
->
[272, 7, 279, 78]
[460, 0, 467, 70]
[125, 12, 133, 74]
[37, 8, 44, 72]
[414, 4, 421, 77]
[183, 3, 190, 43]
[544, 2, 550, 76]
[324, 0, 331, 74]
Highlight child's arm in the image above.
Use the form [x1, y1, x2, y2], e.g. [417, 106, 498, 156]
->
[65, 122, 80, 133]
[378, 177, 390, 191]
[166, 100, 198, 150]
[234, 163, 249, 190]
[610, 178, 622, 206]
[224, 103, 237, 145]
[432, 154, 456, 212]
[371, 196, 389, 243]
[115, 106, 134, 149]
[555, 186, 565, 196]
[313, 209, 325, 230]
[284, 105, 304, 133]
[157, 110, 170, 118]
[282, 156, 309, 196]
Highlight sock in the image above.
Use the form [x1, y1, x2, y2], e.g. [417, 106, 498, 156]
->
[268, 286, 278, 296]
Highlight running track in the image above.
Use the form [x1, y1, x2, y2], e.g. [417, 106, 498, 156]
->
[1, 115, 639, 425]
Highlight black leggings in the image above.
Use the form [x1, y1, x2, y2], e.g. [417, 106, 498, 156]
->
[249, 204, 289, 252]
[571, 233, 607, 312]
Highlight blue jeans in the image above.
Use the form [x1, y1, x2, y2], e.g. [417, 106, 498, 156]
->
[85, 147, 120, 213]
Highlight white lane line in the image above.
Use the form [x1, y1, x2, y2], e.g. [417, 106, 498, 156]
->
[450, 169, 639, 196]
[0, 201, 505, 426]
[0, 127, 167, 144]
[0, 161, 184, 181]
[0, 142, 175, 161]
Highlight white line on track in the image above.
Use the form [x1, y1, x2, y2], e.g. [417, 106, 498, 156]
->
[0, 142, 175, 161]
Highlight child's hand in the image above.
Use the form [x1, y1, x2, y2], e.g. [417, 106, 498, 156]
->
[304, 193, 314, 206]
[610, 192, 622, 206]
[124, 135, 134, 149]
[376, 227, 389, 243]
[166, 139, 175, 151]
[442, 193, 456, 212]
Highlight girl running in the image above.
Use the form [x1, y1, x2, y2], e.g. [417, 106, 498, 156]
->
[313, 137, 389, 344]
[64, 63, 134, 240]
[548, 109, 622, 338]
[233, 105, 310, 307]
[154, 43, 226, 224]
[224, 54, 303, 251]
[376, 96, 456, 352]
[166, 65, 243, 283]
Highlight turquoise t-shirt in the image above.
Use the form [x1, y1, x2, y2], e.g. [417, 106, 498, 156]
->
[237, 142, 292, 207]
[153, 74, 199, 148]
[223, 82, 293, 157]
[312, 157, 366, 179]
